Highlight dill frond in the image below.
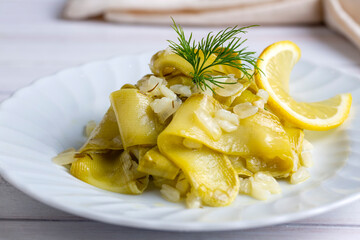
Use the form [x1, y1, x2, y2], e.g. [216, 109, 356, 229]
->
[167, 18, 261, 92]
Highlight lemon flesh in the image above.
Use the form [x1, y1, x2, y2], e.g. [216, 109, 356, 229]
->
[256, 41, 352, 131]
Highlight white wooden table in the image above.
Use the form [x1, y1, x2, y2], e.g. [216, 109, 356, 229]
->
[1, 0, 360, 239]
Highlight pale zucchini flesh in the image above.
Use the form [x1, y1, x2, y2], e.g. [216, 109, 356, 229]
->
[71, 150, 148, 194]
[80, 107, 123, 153]
[137, 146, 180, 180]
[110, 89, 163, 149]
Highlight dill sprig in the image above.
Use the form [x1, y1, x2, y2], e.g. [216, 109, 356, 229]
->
[167, 18, 261, 92]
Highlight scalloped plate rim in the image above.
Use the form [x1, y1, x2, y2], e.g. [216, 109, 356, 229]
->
[0, 53, 359, 232]
[1, 165, 360, 232]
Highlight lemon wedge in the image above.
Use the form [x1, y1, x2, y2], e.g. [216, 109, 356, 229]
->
[255, 41, 352, 131]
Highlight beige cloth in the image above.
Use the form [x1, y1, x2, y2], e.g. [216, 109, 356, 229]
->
[63, 0, 360, 50]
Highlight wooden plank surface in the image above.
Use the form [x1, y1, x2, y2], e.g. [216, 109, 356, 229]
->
[1, 0, 360, 239]
[1, 221, 360, 240]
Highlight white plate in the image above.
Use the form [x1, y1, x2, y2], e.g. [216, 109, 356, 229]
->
[0, 53, 359, 232]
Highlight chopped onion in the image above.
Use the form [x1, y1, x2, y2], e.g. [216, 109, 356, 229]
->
[253, 99, 265, 109]
[151, 97, 172, 114]
[214, 109, 239, 132]
[164, 47, 175, 55]
[240, 172, 281, 200]
[215, 119, 238, 132]
[253, 172, 281, 194]
[186, 190, 202, 208]
[85, 120, 97, 137]
[215, 109, 239, 126]
[213, 189, 230, 203]
[239, 177, 251, 195]
[176, 172, 190, 195]
[290, 167, 310, 184]
[191, 85, 213, 96]
[160, 184, 181, 202]
[250, 177, 271, 200]
[301, 151, 313, 168]
[194, 109, 221, 140]
[160, 85, 177, 100]
[215, 82, 244, 97]
[52, 148, 77, 166]
[170, 84, 192, 98]
[183, 138, 203, 149]
[138, 75, 166, 97]
[300, 139, 313, 167]
[150, 97, 182, 123]
[257, 89, 269, 103]
[292, 151, 300, 172]
[233, 102, 258, 119]
[303, 138, 314, 151]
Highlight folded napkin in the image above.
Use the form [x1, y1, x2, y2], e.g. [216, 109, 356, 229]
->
[63, 0, 360, 50]
[324, 0, 360, 50]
